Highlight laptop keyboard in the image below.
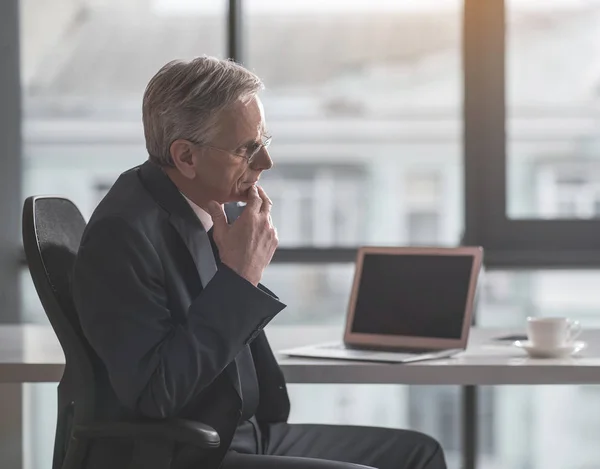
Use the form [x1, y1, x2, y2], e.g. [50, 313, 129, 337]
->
[321, 343, 350, 351]
[282, 342, 459, 363]
[321, 343, 421, 354]
[319, 343, 422, 360]
[318, 344, 382, 358]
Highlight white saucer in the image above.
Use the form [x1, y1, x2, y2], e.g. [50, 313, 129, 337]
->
[514, 340, 587, 358]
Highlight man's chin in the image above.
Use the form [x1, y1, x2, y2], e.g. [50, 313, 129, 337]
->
[232, 186, 254, 203]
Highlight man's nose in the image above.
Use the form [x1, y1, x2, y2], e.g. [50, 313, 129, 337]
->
[250, 147, 273, 171]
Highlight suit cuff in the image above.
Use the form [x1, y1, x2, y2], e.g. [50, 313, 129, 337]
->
[188, 265, 286, 347]
[257, 283, 279, 300]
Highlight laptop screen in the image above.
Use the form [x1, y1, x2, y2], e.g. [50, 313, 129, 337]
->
[351, 253, 475, 339]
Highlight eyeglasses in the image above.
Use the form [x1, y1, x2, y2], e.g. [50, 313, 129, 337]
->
[190, 134, 272, 165]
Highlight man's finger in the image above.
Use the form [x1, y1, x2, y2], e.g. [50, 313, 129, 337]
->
[244, 185, 262, 213]
[205, 201, 228, 231]
[257, 186, 273, 214]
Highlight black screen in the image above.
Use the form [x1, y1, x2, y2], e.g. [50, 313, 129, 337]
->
[351, 254, 474, 339]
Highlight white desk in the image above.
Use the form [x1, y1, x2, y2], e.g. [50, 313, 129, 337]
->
[2, 325, 600, 469]
[271, 327, 600, 386]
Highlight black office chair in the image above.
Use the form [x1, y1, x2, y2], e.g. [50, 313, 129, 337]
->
[22, 196, 220, 469]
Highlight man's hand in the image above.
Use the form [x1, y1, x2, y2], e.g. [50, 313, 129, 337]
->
[206, 186, 278, 286]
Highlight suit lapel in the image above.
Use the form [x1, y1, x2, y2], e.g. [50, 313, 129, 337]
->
[139, 161, 219, 287]
[138, 161, 242, 397]
[168, 215, 217, 287]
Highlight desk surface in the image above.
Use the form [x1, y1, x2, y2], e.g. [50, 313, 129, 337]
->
[2, 325, 600, 385]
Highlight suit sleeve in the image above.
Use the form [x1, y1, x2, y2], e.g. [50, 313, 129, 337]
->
[72, 216, 286, 419]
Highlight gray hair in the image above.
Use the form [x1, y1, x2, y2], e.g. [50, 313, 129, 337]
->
[142, 56, 264, 166]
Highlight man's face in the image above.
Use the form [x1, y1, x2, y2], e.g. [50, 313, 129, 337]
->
[187, 95, 273, 204]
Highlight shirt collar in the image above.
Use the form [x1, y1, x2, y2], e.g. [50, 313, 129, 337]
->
[181, 193, 214, 232]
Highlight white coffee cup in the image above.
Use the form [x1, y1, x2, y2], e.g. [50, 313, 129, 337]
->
[526, 317, 582, 349]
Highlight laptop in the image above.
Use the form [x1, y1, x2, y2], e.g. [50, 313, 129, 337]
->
[282, 246, 484, 363]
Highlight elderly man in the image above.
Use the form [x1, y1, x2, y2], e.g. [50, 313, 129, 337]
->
[72, 57, 446, 469]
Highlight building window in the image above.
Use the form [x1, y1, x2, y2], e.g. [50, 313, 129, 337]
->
[263, 163, 367, 247]
[405, 170, 442, 245]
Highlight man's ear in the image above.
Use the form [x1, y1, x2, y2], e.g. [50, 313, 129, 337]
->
[170, 140, 196, 179]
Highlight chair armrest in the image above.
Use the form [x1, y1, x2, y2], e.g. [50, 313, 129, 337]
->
[72, 419, 220, 449]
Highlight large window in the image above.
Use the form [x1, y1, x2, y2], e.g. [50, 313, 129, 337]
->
[14, 1, 600, 469]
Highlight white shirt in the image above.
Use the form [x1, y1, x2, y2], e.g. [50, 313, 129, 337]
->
[181, 193, 214, 232]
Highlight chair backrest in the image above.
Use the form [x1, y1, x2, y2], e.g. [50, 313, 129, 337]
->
[22, 196, 98, 469]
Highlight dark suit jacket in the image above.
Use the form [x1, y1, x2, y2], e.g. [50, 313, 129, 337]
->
[72, 160, 290, 469]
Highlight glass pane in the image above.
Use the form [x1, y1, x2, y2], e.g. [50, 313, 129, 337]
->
[478, 270, 600, 469]
[262, 263, 354, 326]
[20, 0, 225, 220]
[247, 0, 463, 246]
[507, 0, 600, 219]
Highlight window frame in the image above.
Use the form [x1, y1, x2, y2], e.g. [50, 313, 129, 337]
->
[462, 0, 600, 268]
[1, 0, 22, 322]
